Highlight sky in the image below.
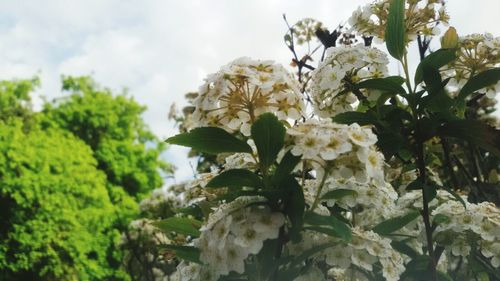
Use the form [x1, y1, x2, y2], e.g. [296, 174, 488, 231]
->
[0, 0, 499, 185]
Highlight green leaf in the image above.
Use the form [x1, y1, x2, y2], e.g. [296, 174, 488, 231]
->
[154, 217, 202, 237]
[391, 240, 418, 258]
[432, 214, 450, 225]
[160, 245, 201, 264]
[372, 211, 420, 235]
[283, 177, 305, 242]
[251, 113, 286, 169]
[272, 150, 302, 185]
[458, 68, 500, 100]
[355, 76, 406, 95]
[415, 48, 457, 84]
[440, 184, 467, 209]
[289, 241, 337, 268]
[166, 127, 252, 155]
[421, 63, 444, 95]
[206, 169, 264, 189]
[385, 0, 406, 60]
[304, 212, 352, 241]
[331, 111, 377, 126]
[321, 189, 358, 200]
[377, 130, 406, 157]
[438, 119, 500, 157]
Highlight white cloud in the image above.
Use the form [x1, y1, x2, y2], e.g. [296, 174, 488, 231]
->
[0, 0, 498, 184]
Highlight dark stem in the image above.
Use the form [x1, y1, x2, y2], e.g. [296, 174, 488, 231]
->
[468, 142, 484, 183]
[440, 138, 460, 189]
[416, 126, 438, 281]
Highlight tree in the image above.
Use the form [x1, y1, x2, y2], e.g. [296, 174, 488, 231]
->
[0, 76, 171, 280]
[42, 76, 170, 199]
[0, 120, 120, 280]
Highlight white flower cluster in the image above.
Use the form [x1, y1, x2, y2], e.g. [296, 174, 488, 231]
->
[433, 199, 500, 265]
[139, 188, 182, 216]
[288, 119, 385, 184]
[309, 45, 388, 117]
[191, 57, 305, 136]
[173, 197, 285, 281]
[443, 33, 500, 98]
[348, 0, 448, 41]
[323, 179, 398, 227]
[122, 219, 170, 246]
[326, 228, 406, 281]
[290, 227, 405, 281]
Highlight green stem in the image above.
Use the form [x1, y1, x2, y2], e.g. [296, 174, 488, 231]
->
[310, 165, 330, 210]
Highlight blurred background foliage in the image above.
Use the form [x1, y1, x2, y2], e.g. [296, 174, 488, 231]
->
[0, 76, 171, 280]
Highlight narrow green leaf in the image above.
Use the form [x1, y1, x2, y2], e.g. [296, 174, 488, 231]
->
[432, 214, 450, 225]
[154, 217, 202, 237]
[251, 113, 286, 169]
[421, 63, 444, 95]
[166, 127, 252, 155]
[321, 189, 358, 200]
[289, 241, 337, 268]
[355, 76, 406, 95]
[304, 212, 352, 241]
[332, 111, 377, 126]
[206, 169, 264, 189]
[440, 184, 467, 209]
[160, 245, 201, 264]
[272, 150, 302, 185]
[385, 0, 406, 60]
[438, 119, 500, 157]
[372, 211, 420, 235]
[283, 177, 305, 243]
[391, 240, 418, 258]
[415, 48, 457, 84]
[458, 68, 500, 100]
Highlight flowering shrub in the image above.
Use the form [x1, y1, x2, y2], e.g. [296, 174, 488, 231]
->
[132, 0, 500, 280]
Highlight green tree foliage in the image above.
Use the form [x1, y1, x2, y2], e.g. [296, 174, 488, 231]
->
[0, 78, 39, 127]
[0, 120, 121, 280]
[0, 77, 170, 280]
[42, 76, 169, 199]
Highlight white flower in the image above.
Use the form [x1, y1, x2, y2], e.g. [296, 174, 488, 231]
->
[191, 57, 304, 135]
[351, 249, 378, 271]
[451, 238, 471, 257]
[347, 123, 377, 147]
[224, 236, 249, 274]
[320, 130, 353, 160]
[310, 45, 388, 117]
[325, 245, 352, 268]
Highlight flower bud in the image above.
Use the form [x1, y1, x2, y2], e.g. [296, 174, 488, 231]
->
[441, 27, 459, 49]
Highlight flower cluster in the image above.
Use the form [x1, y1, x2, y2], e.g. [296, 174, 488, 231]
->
[432, 199, 500, 265]
[289, 228, 405, 281]
[173, 197, 284, 281]
[320, 178, 398, 226]
[121, 219, 173, 281]
[139, 188, 183, 218]
[443, 33, 500, 97]
[191, 57, 305, 135]
[288, 119, 384, 184]
[292, 18, 324, 45]
[309, 45, 388, 117]
[348, 0, 449, 41]
[326, 228, 406, 281]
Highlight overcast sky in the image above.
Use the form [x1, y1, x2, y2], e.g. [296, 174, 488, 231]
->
[0, 0, 499, 185]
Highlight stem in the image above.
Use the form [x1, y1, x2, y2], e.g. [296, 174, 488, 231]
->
[310, 166, 330, 210]
[441, 138, 460, 189]
[402, 53, 413, 95]
[403, 52, 437, 280]
[416, 124, 438, 281]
